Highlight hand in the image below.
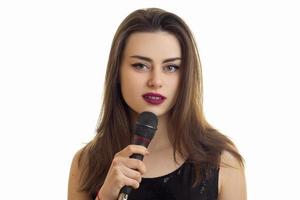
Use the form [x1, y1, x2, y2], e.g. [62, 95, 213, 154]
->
[97, 145, 149, 200]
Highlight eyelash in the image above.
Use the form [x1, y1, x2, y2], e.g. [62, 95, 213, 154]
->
[131, 63, 179, 73]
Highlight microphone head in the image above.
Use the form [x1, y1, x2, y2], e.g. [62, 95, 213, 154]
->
[135, 111, 158, 140]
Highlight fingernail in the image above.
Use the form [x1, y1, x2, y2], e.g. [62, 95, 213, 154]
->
[145, 150, 150, 154]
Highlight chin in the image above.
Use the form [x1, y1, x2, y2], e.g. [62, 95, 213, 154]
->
[141, 108, 171, 118]
[127, 101, 173, 117]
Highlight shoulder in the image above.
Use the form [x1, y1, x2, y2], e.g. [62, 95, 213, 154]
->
[70, 145, 90, 176]
[70, 147, 86, 172]
[68, 147, 90, 200]
[220, 148, 243, 169]
[218, 148, 247, 200]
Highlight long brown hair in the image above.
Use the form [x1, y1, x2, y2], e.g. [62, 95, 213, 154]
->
[77, 8, 244, 198]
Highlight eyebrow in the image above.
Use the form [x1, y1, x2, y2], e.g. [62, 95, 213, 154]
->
[130, 55, 182, 64]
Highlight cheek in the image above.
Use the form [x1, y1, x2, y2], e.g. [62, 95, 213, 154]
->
[169, 76, 180, 93]
[120, 71, 142, 100]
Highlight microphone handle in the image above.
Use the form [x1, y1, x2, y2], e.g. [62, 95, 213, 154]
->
[118, 153, 144, 200]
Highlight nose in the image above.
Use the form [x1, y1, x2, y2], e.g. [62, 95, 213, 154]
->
[147, 69, 163, 89]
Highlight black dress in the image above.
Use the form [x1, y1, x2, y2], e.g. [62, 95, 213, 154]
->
[128, 160, 219, 200]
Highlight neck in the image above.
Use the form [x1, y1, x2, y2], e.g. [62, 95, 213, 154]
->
[147, 113, 171, 153]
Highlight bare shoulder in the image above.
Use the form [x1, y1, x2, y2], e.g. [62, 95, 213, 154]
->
[218, 148, 247, 200]
[220, 148, 243, 169]
[68, 147, 90, 200]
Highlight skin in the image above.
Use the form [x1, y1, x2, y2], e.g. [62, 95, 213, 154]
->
[119, 31, 182, 156]
[68, 31, 247, 200]
[120, 31, 181, 118]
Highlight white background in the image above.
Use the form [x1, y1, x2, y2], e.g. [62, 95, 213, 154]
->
[0, 0, 299, 199]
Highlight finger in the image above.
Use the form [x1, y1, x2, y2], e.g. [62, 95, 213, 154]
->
[111, 157, 147, 175]
[123, 158, 147, 175]
[119, 165, 143, 183]
[122, 174, 141, 189]
[106, 165, 140, 191]
[115, 145, 149, 158]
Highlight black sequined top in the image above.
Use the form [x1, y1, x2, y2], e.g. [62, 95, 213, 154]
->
[128, 160, 219, 200]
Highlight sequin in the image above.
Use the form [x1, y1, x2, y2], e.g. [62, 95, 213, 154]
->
[127, 161, 220, 200]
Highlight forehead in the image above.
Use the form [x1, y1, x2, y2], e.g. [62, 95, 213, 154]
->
[123, 31, 181, 60]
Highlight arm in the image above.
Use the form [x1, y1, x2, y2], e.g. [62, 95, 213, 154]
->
[68, 149, 90, 200]
[218, 150, 247, 200]
[68, 145, 148, 200]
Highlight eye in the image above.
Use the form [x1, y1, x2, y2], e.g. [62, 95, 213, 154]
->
[163, 64, 179, 73]
[131, 63, 150, 71]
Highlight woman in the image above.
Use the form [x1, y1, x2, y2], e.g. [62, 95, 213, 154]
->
[68, 8, 247, 200]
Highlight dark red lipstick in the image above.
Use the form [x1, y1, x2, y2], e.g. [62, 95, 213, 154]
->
[142, 93, 166, 105]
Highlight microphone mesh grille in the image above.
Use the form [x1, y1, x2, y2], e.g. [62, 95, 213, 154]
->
[137, 112, 158, 128]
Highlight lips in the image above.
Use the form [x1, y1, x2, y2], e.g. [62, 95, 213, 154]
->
[142, 93, 166, 105]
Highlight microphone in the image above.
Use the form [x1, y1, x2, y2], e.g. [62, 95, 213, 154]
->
[118, 111, 158, 200]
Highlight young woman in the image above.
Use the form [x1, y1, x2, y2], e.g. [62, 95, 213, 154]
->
[68, 8, 247, 200]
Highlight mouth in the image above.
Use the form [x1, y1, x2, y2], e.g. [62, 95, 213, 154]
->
[142, 93, 166, 105]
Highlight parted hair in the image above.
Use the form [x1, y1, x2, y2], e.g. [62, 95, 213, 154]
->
[76, 7, 244, 198]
